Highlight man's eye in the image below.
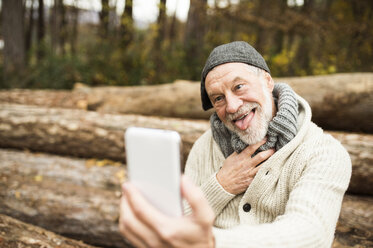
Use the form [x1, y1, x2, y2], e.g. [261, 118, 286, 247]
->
[214, 96, 223, 102]
[235, 84, 244, 90]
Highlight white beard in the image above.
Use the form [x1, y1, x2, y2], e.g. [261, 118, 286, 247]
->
[225, 91, 273, 145]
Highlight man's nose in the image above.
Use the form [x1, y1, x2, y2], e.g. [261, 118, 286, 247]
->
[226, 94, 243, 114]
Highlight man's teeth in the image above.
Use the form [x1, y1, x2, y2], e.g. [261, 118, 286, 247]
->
[237, 114, 248, 121]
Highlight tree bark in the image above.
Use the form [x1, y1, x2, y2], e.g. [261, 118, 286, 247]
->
[120, 0, 133, 48]
[1, 73, 371, 133]
[25, 0, 35, 58]
[0, 103, 371, 195]
[184, 0, 208, 80]
[281, 73, 373, 133]
[100, 0, 109, 38]
[333, 195, 373, 247]
[327, 131, 373, 196]
[0, 214, 98, 248]
[0, 149, 371, 248]
[69, 1, 79, 55]
[0, 103, 209, 168]
[86, 73, 373, 133]
[37, 0, 45, 60]
[153, 0, 167, 83]
[2, 0, 26, 85]
[0, 149, 132, 248]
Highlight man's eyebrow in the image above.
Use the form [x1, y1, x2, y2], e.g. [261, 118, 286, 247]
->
[208, 92, 219, 98]
[232, 76, 247, 83]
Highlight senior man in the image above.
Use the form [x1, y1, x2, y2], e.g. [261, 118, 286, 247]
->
[119, 41, 351, 247]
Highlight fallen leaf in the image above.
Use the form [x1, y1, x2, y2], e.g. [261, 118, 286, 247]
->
[14, 191, 21, 199]
[85, 159, 96, 168]
[115, 169, 127, 183]
[34, 175, 43, 182]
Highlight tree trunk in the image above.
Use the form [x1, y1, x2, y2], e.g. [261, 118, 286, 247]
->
[282, 73, 373, 133]
[333, 195, 373, 247]
[120, 0, 133, 48]
[0, 103, 209, 167]
[69, 1, 79, 55]
[2, 0, 26, 86]
[0, 104, 371, 195]
[25, 0, 35, 59]
[85, 73, 373, 133]
[0, 149, 131, 248]
[100, 0, 109, 38]
[58, 0, 67, 55]
[0, 214, 98, 248]
[184, 0, 208, 80]
[1, 73, 371, 134]
[37, 0, 45, 60]
[50, 0, 66, 55]
[328, 131, 373, 196]
[153, 0, 167, 83]
[0, 149, 371, 247]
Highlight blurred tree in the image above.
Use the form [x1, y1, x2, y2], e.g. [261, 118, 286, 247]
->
[100, 0, 109, 38]
[25, 0, 35, 59]
[69, 0, 79, 55]
[50, 0, 67, 55]
[156, 0, 167, 42]
[2, 0, 26, 87]
[184, 0, 208, 80]
[153, 0, 167, 83]
[120, 0, 133, 47]
[37, 0, 45, 60]
[1, 0, 372, 89]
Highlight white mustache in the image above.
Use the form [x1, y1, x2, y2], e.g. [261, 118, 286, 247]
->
[227, 103, 260, 122]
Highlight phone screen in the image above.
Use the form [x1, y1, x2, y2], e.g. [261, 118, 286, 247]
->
[125, 127, 183, 217]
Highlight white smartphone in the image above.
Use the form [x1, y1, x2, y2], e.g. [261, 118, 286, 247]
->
[125, 127, 183, 217]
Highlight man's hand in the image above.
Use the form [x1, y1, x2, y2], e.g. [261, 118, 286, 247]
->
[216, 139, 275, 195]
[119, 175, 215, 248]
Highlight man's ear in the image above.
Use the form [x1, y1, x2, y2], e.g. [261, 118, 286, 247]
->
[264, 72, 274, 92]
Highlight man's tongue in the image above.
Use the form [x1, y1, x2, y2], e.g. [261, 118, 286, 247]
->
[234, 110, 254, 130]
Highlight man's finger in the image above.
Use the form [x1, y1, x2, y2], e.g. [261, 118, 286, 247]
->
[247, 162, 263, 177]
[181, 175, 215, 223]
[123, 182, 170, 233]
[119, 196, 149, 248]
[252, 149, 275, 165]
[241, 138, 267, 157]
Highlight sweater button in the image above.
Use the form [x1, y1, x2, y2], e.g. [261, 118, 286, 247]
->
[243, 203, 251, 212]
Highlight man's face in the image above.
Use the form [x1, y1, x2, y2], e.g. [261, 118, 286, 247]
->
[205, 62, 275, 145]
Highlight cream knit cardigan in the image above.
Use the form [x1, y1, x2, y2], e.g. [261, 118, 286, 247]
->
[184, 94, 351, 248]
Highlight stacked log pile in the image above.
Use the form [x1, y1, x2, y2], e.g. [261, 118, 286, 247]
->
[0, 73, 372, 247]
[1, 73, 371, 132]
[0, 214, 99, 248]
[0, 149, 371, 247]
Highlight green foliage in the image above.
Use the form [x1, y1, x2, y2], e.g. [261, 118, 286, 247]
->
[1, 0, 372, 89]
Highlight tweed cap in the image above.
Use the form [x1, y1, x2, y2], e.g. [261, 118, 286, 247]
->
[201, 41, 270, 110]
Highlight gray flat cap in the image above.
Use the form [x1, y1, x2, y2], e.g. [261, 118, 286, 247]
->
[201, 41, 270, 110]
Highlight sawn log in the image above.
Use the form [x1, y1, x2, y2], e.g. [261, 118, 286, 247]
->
[0, 104, 371, 195]
[0, 149, 131, 248]
[1, 73, 371, 133]
[0, 214, 98, 248]
[0, 149, 371, 248]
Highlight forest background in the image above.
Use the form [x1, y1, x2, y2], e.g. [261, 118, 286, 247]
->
[1, 0, 372, 89]
[1, 1, 373, 247]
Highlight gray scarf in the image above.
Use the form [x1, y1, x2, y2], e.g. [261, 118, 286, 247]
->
[211, 83, 299, 158]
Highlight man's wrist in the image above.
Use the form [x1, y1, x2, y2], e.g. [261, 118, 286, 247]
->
[216, 171, 230, 194]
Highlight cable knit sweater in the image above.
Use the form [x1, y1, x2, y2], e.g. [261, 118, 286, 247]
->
[184, 94, 351, 248]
